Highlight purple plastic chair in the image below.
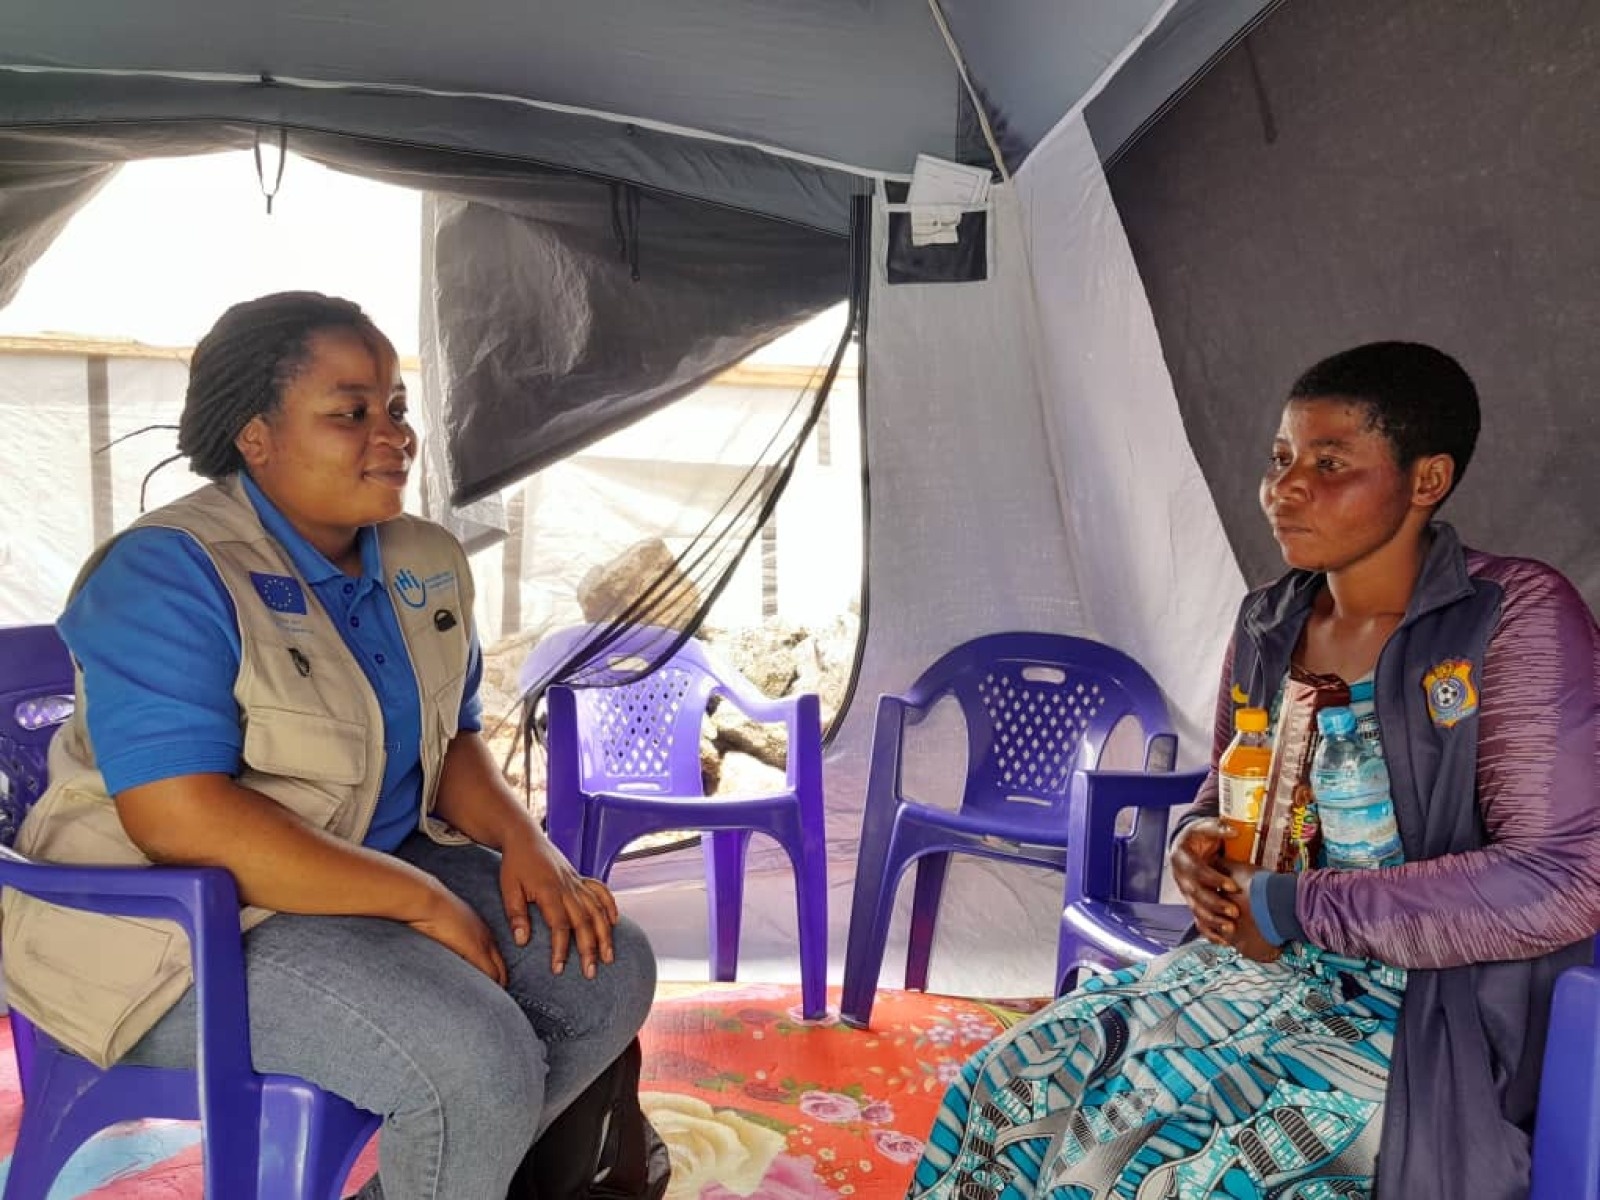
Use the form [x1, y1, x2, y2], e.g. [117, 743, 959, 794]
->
[839, 631, 1185, 1027]
[1056, 769, 1205, 993]
[0, 624, 379, 1200]
[1058, 767, 1600, 1198]
[1532, 959, 1600, 1199]
[527, 624, 829, 1018]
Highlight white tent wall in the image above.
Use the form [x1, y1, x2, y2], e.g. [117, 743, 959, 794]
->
[0, 346, 423, 626]
[619, 125, 1249, 1000]
[1014, 114, 1245, 762]
[473, 386, 863, 652]
[0, 350, 109, 621]
[1, 348, 207, 625]
[619, 185, 1120, 999]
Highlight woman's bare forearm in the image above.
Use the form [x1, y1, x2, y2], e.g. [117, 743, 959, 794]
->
[115, 773, 445, 922]
[432, 730, 544, 852]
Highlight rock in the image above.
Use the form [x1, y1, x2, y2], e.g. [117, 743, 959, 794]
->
[790, 613, 858, 728]
[709, 703, 789, 771]
[483, 625, 544, 695]
[577, 539, 703, 630]
[700, 734, 721, 794]
[705, 622, 802, 697]
[714, 750, 787, 798]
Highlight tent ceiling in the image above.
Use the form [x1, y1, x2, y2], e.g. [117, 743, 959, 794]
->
[940, 0, 1179, 168]
[0, 1, 1273, 182]
[0, 1, 956, 174]
[0, 0, 1286, 503]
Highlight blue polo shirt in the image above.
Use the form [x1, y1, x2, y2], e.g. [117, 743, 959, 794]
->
[58, 474, 483, 853]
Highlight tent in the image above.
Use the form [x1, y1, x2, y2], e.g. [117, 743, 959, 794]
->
[1, 0, 1595, 998]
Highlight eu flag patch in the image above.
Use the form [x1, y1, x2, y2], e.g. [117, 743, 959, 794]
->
[249, 572, 308, 614]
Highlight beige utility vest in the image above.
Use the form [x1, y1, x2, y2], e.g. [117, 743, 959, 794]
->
[2, 475, 475, 1066]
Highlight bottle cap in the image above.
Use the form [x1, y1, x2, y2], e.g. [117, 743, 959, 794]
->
[1317, 706, 1357, 736]
[1235, 706, 1268, 733]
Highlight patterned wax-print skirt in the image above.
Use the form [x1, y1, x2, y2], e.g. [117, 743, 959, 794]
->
[908, 941, 1406, 1200]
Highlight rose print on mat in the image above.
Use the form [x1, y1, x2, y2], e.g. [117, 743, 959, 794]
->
[798, 1091, 861, 1124]
[637, 984, 1031, 1200]
[870, 1130, 924, 1165]
[0, 983, 1036, 1200]
[643, 1092, 786, 1200]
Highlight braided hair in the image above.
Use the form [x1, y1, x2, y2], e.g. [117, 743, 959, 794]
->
[178, 291, 382, 480]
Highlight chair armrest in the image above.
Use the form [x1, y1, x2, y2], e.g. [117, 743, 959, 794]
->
[1064, 769, 1207, 905]
[710, 672, 796, 726]
[0, 845, 252, 1077]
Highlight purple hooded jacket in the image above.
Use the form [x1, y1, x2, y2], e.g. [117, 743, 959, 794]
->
[1183, 523, 1600, 1199]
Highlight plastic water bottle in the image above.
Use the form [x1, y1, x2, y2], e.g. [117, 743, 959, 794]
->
[1311, 706, 1404, 870]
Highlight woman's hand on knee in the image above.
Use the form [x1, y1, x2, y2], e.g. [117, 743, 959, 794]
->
[1170, 820, 1241, 942]
[499, 832, 621, 980]
[408, 881, 509, 986]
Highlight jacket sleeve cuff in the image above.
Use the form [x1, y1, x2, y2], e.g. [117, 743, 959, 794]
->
[1252, 871, 1306, 946]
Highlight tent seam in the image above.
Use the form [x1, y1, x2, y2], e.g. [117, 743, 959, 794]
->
[0, 64, 908, 184]
[922, 0, 1011, 182]
[1024, 0, 1185, 168]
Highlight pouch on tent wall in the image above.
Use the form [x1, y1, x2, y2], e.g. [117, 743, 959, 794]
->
[881, 179, 989, 284]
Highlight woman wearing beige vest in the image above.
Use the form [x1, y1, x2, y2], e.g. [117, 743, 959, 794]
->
[7, 292, 657, 1200]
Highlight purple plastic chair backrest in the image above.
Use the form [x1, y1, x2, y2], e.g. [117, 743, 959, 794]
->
[0, 624, 75, 847]
[909, 632, 1176, 823]
[521, 624, 730, 796]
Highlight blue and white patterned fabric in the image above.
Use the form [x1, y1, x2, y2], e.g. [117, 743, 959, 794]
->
[909, 675, 1403, 1200]
[910, 942, 1404, 1200]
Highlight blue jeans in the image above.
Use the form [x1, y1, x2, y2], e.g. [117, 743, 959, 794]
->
[123, 834, 657, 1200]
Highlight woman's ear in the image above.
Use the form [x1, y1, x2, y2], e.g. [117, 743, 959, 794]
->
[1411, 452, 1455, 508]
[235, 415, 270, 469]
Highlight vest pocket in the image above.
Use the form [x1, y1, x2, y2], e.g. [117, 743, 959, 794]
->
[242, 708, 367, 788]
[4, 893, 181, 1064]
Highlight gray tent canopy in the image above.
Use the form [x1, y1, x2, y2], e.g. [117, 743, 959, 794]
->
[0, 1, 1275, 502]
[0, 0, 1274, 212]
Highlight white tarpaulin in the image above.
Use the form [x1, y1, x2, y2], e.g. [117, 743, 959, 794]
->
[629, 157, 1237, 997]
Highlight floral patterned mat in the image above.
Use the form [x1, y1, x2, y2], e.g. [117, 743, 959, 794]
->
[0, 984, 1044, 1199]
[640, 983, 1043, 1200]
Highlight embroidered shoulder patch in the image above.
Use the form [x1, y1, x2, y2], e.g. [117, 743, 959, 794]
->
[1423, 658, 1478, 728]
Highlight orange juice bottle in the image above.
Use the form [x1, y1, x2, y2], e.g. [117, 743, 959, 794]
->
[1218, 707, 1271, 863]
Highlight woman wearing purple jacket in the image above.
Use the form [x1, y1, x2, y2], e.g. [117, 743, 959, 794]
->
[907, 342, 1600, 1200]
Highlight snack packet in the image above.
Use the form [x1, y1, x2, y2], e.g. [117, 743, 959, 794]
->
[1254, 666, 1350, 872]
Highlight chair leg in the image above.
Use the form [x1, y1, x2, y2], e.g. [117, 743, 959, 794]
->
[4, 1090, 83, 1200]
[1055, 948, 1120, 997]
[3, 1054, 180, 1200]
[256, 1079, 380, 1200]
[1533, 967, 1600, 1200]
[841, 839, 913, 1030]
[790, 830, 830, 1021]
[704, 831, 751, 983]
[1055, 879, 1082, 996]
[904, 853, 949, 993]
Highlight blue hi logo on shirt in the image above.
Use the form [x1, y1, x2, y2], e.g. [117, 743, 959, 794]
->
[393, 568, 428, 609]
[249, 572, 308, 614]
